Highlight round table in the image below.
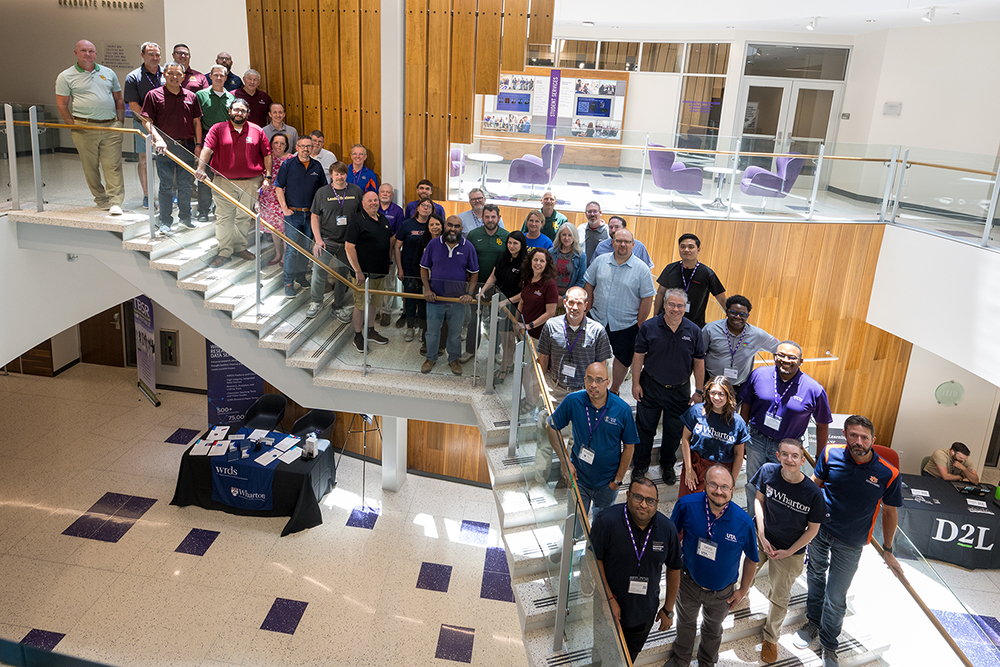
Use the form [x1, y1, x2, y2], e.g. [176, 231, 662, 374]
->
[467, 153, 503, 198]
[704, 166, 742, 211]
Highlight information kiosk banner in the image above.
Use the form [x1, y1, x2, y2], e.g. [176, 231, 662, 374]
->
[133, 295, 160, 406]
[206, 340, 263, 426]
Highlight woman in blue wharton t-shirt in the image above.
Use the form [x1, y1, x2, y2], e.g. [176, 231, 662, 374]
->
[679, 376, 750, 498]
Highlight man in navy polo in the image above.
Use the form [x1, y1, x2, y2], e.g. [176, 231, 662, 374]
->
[795, 415, 904, 667]
[591, 475, 681, 663]
[275, 136, 327, 297]
[740, 340, 832, 517]
[631, 288, 705, 486]
[420, 216, 479, 375]
[548, 362, 638, 518]
[668, 465, 758, 667]
[123, 41, 163, 208]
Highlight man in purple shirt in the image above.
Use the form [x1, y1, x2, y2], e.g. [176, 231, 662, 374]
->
[142, 61, 203, 233]
[420, 216, 479, 376]
[739, 341, 832, 517]
[378, 182, 406, 327]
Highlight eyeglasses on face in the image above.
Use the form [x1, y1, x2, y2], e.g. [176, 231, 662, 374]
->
[727, 309, 749, 319]
[706, 481, 733, 492]
[629, 492, 658, 506]
[774, 352, 800, 361]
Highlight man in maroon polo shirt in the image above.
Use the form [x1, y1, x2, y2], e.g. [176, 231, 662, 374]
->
[142, 61, 203, 233]
[171, 43, 208, 93]
[196, 98, 272, 267]
[232, 69, 272, 127]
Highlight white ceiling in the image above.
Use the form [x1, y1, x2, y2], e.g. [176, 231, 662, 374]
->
[553, 0, 1000, 34]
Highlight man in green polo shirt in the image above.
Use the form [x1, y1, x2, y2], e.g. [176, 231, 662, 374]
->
[195, 66, 236, 221]
[55, 39, 126, 215]
[466, 203, 509, 361]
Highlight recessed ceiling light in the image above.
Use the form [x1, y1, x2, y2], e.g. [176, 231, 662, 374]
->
[582, 21, 595, 26]
[726, 25, 735, 29]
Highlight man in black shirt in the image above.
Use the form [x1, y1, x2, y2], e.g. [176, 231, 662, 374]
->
[653, 233, 727, 328]
[591, 475, 682, 663]
[308, 161, 364, 321]
[345, 191, 394, 351]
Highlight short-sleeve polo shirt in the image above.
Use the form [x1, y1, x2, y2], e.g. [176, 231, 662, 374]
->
[141, 86, 202, 142]
[671, 492, 759, 591]
[55, 63, 121, 120]
[274, 157, 326, 208]
[419, 237, 479, 297]
[548, 390, 639, 489]
[203, 121, 270, 180]
[739, 367, 833, 441]
[584, 253, 657, 332]
[814, 445, 902, 547]
[635, 316, 705, 386]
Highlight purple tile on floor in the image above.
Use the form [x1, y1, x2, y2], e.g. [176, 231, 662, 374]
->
[90, 517, 136, 543]
[416, 562, 453, 593]
[459, 520, 489, 546]
[346, 506, 380, 530]
[20, 630, 65, 651]
[88, 492, 131, 516]
[62, 513, 108, 539]
[591, 190, 615, 196]
[566, 181, 590, 187]
[165, 427, 201, 444]
[435, 624, 475, 663]
[176, 528, 220, 556]
[260, 597, 309, 635]
[114, 495, 157, 520]
[480, 570, 515, 602]
[484, 547, 509, 575]
[976, 615, 1000, 646]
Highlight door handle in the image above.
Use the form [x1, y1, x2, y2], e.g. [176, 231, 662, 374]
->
[112, 312, 121, 330]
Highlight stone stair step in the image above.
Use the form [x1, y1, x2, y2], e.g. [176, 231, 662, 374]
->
[176, 246, 274, 297]
[232, 285, 313, 332]
[203, 262, 282, 313]
[493, 479, 570, 530]
[125, 221, 216, 260]
[286, 317, 353, 371]
[513, 561, 593, 632]
[486, 439, 548, 486]
[257, 293, 338, 349]
[501, 521, 566, 578]
[148, 234, 220, 277]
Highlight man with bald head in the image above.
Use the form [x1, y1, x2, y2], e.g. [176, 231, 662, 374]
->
[55, 39, 126, 214]
[345, 191, 395, 351]
[547, 361, 638, 518]
[262, 103, 298, 148]
[215, 52, 243, 91]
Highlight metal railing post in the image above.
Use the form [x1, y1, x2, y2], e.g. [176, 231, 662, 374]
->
[363, 276, 370, 375]
[890, 148, 910, 223]
[807, 143, 825, 221]
[28, 106, 43, 212]
[552, 512, 576, 652]
[255, 210, 262, 317]
[146, 134, 155, 239]
[4, 104, 18, 210]
[879, 147, 900, 223]
[637, 133, 648, 213]
[485, 292, 500, 394]
[507, 338, 525, 457]
[472, 293, 481, 386]
[726, 138, 741, 219]
[980, 174, 1000, 247]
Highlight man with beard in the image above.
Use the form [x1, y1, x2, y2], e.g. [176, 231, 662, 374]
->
[196, 98, 271, 267]
[405, 179, 446, 220]
[576, 201, 610, 263]
[465, 204, 509, 362]
[795, 416, 904, 667]
[923, 441, 979, 483]
[459, 188, 505, 236]
[215, 52, 243, 91]
[667, 465, 758, 667]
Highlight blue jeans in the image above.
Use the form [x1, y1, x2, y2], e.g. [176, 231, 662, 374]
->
[154, 141, 195, 225]
[282, 211, 311, 287]
[425, 301, 465, 362]
[745, 427, 783, 517]
[578, 481, 618, 521]
[806, 525, 864, 652]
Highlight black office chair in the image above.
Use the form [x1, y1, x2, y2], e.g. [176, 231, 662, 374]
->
[291, 410, 337, 441]
[243, 394, 287, 432]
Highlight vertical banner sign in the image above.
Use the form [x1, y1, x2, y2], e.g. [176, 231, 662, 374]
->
[546, 69, 561, 139]
[206, 340, 263, 426]
[133, 295, 160, 406]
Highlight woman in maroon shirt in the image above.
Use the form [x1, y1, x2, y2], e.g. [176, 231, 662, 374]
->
[504, 248, 558, 412]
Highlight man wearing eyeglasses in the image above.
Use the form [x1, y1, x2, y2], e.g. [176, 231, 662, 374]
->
[667, 465, 759, 667]
[701, 294, 779, 394]
[739, 341, 832, 518]
[458, 188, 505, 236]
[591, 475, 682, 663]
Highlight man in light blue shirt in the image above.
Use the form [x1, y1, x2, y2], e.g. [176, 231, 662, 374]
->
[584, 229, 656, 394]
[592, 216, 654, 269]
[457, 188, 505, 236]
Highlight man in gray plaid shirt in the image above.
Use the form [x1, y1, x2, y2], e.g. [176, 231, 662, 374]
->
[537, 286, 612, 486]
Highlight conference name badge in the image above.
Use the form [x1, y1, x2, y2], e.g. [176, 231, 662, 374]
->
[697, 537, 717, 561]
[561, 364, 576, 378]
[578, 447, 596, 465]
[628, 576, 648, 595]
[337, 216, 347, 226]
[764, 414, 781, 430]
[724, 367, 738, 380]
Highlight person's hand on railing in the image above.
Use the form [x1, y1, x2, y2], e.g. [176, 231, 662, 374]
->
[154, 138, 168, 155]
[312, 239, 326, 258]
[423, 288, 437, 303]
[194, 166, 211, 183]
[458, 293, 474, 305]
[882, 549, 906, 581]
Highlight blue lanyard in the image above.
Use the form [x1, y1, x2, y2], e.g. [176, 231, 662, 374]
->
[769, 369, 797, 416]
[680, 261, 700, 292]
[564, 319, 584, 355]
[725, 326, 748, 367]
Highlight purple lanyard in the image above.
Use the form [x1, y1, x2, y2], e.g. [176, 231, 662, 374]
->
[349, 168, 363, 185]
[680, 261, 700, 292]
[769, 369, 797, 416]
[724, 327, 748, 367]
[705, 495, 728, 541]
[624, 505, 651, 564]
[333, 187, 347, 209]
[143, 67, 161, 89]
[585, 400, 610, 445]
[564, 319, 584, 355]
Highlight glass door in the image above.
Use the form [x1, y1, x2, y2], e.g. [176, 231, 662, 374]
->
[739, 81, 792, 171]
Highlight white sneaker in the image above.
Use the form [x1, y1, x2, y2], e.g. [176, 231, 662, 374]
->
[306, 302, 321, 319]
[109, 205, 123, 216]
[335, 307, 352, 323]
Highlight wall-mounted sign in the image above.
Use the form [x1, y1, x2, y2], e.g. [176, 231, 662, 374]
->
[58, 0, 146, 9]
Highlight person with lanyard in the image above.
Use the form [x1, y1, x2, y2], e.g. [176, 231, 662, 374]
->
[679, 376, 749, 498]
[347, 143, 380, 193]
[653, 233, 727, 328]
[591, 475, 682, 663]
[739, 340, 833, 518]
[307, 161, 364, 318]
[701, 294, 779, 395]
[547, 362, 638, 519]
[752, 438, 826, 663]
[123, 41, 163, 209]
[667, 465, 759, 667]
[458, 188, 505, 236]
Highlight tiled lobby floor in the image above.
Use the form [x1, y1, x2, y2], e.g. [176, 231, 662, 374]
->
[0, 363, 525, 667]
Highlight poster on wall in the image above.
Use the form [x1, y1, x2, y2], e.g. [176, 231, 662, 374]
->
[133, 295, 160, 407]
[206, 340, 263, 426]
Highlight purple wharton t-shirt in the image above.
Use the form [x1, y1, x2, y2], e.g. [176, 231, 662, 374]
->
[739, 366, 832, 440]
[419, 236, 480, 297]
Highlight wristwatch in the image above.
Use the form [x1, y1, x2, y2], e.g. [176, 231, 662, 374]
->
[661, 607, 674, 619]
[694, 389, 703, 395]
[883, 543, 893, 554]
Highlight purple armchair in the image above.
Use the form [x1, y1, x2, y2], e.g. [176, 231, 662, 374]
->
[450, 148, 465, 178]
[508, 140, 565, 195]
[739, 153, 805, 212]
[648, 144, 703, 204]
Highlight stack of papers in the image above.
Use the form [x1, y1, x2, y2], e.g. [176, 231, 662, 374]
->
[274, 436, 301, 452]
[279, 447, 303, 464]
[255, 449, 282, 466]
[208, 426, 230, 440]
[249, 429, 270, 441]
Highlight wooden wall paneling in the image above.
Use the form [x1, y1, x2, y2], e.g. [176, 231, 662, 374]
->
[407, 421, 491, 484]
[404, 0, 428, 202]
[526, 0, 552, 46]
[298, 0, 322, 135]
[318, 0, 343, 158]
[500, 0, 527, 73]
[339, 0, 363, 158]
[474, 0, 502, 95]
[449, 0, 477, 144]
[360, 0, 382, 178]
[332, 413, 384, 460]
[426, 0, 452, 199]
[261, 0, 285, 98]
[279, 0, 304, 130]
[245, 0, 266, 73]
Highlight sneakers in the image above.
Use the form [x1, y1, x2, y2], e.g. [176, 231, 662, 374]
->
[395, 314, 407, 328]
[760, 639, 778, 663]
[109, 204, 123, 216]
[367, 328, 388, 345]
[335, 307, 352, 323]
[197, 213, 209, 222]
[210, 255, 230, 268]
[142, 195, 148, 208]
[822, 648, 840, 666]
[421, 359, 435, 374]
[793, 622, 820, 649]
[306, 302, 321, 318]
[664, 469, 678, 486]
[284, 283, 298, 298]
[404, 328, 415, 342]
[158, 223, 171, 235]
[179, 218, 197, 229]
[353, 332, 365, 352]
[460, 352, 474, 364]
[379, 312, 391, 327]
[449, 360, 463, 375]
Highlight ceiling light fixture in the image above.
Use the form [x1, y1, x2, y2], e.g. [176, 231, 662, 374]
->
[806, 17, 817, 31]
[922, 7, 935, 22]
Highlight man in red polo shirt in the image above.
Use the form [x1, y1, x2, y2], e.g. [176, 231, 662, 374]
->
[195, 98, 272, 267]
[171, 43, 208, 93]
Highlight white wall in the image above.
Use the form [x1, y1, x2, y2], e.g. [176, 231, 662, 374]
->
[152, 300, 207, 391]
[891, 345, 1000, 476]
[50, 325, 81, 372]
[163, 0, 250, 81]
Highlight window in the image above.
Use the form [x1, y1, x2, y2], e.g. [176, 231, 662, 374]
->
[528, 41, 555, 67]
[558, 40, 597, 70]
[678, 76, 726, 142]
[745, 44, 850, 81]
[686, 43, 730, 75]
[598, 41, 640, 72]
[639, 43, 682, 73]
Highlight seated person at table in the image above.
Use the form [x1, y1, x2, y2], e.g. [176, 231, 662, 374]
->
[923, 442, 979, 484]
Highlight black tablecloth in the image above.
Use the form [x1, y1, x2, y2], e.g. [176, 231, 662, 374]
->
[898, 473, 1000, 569]
[170, 440, 336, 536]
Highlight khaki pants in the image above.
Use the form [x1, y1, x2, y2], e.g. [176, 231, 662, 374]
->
[71, 119, 124, 207]
[214, 175, 263, 258]
[761, 545, 805, 643]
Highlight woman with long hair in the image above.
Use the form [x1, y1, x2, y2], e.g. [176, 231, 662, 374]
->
[551, 223, 587, 297]
[257, 133, 291, 265]
[503, 248, 558, 411]
[480, 230, 527, 381]
[678, 376, 750, 497]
